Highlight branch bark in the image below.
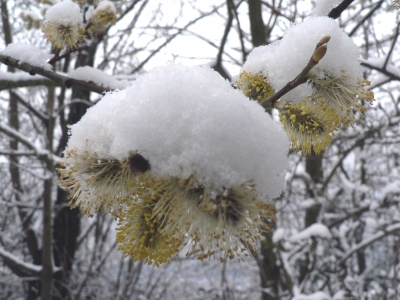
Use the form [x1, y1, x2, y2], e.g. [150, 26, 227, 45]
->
[0, 77, 56, 90]
[328, 0, 355, 19]
[261, 38, 328, 109]
[0, 246, 42, 277]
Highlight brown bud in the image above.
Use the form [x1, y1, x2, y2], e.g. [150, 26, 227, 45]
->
[316, 36, 331, 48]
[128, 151, 150, 173]
[312, 44, 327, 63]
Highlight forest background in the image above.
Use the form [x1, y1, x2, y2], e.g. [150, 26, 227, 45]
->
[0, 0, 400, 299]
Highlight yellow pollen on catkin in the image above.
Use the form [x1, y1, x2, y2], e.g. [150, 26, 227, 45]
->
[235, 71, 275, 103]
[153, 176, 277, 262]
[116, 178, 181, 266]
[309, 70, 375, 128]
[57, 150, 141, 218]
[278, 100, 339, 155]
[42, 21, 84, 50]
[87, 5, 117, 35]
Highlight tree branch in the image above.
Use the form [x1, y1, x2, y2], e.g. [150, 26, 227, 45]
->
[328, 0, 355, 19]
[0, 78, 56, 90]
[11, 91, 49, 122]
[262, 37, 329, 109]
[131, 6, 223, 74]
[0, 54, 108, 94]
[361, 60, 400, 82]
[338, 223, 400, 266]
[0, 246, 42, 277]
[348, 0, 384, 37]
[212, 0, 234, 80]
[0, 122, 60, 163]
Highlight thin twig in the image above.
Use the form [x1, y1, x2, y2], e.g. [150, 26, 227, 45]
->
[328, 0, 355, 19]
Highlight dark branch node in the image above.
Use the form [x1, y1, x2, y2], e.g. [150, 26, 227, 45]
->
[64, 79, 72, 89]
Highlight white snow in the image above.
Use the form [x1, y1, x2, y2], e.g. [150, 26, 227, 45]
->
[362, 217, 378, 241]
[311, 0, 340, 16]
[380, 180, 400, 201]
[65, 64, 289, 199]
[44, 0, 83, 26]
[0, 246, 42, 274]
[86, 1, 116, 21]
[85, 6, 96, 21]
[69, 66, 130, 90]
[289, 223, 332, 242]
[299, 198, 318, 209]
[292, 291, 332, 300]
[272, 228, 286, 244]
[0, 70, 46, 81]
[97, 1, 116, 13]
[332, 290, 346, 300]
[239, 17, 362, 102]
[1, 43, 54, 71]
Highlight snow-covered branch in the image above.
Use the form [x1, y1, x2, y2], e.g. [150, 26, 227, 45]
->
[0, 246, 42, 277]
[0, 122, 60, 163]
[11, 91, 49, 122]
[0, 77, 55, 90]
[0, 150, 37, 157]
[261, 36, 330, 109]
[338, 223, 400, 266]
[0, 53, 108, 94]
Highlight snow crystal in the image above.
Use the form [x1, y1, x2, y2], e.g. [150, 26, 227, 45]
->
[240, 17, 362, 102]
[312, 0, 341, 16]
[1, 43, 53, 71]
[44, 0, 83, 26]
[289, 223, 332, 242]
[66, 64, 289, 199]
[69, 66, 130, 90]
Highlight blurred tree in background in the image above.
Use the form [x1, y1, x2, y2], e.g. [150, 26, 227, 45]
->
[0, 0, 400, 299]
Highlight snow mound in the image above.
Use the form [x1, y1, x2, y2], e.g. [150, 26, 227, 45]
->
[66, 64, 289, 199]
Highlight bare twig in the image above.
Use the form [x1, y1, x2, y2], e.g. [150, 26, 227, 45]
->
[384, 21, 400, 69]
[11, 91, 49, 122]
[131, 5, 223, 73]
[328, 0, 355, 19]
[348, 0, 384, 37]
[361, 60, 400, 81]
